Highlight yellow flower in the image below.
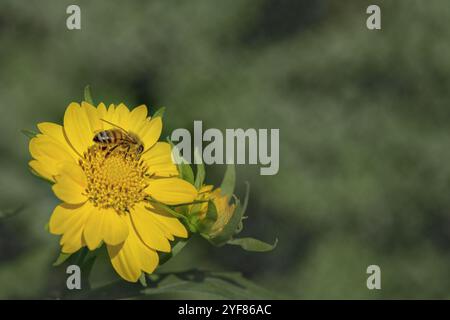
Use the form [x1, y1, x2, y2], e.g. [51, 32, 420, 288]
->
[193, 185, 236, 237]
[29, 102, 197, 282]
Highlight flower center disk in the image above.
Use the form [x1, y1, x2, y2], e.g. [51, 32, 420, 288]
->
[80, 145, 148, 212]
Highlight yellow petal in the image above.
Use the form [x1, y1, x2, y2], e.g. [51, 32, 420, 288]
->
[50, 204, 73, 235]
[49, 202, 92, 253]
[52, 182, 86, 204]
[29, 135, 70, 162]
[63, 102, 94, 155]
[37, 122, 79, 160]
[59, 162, 87, 188]
[83, 208, 129, 249]
[130, 204, 171, 252]
[128, 105, 148, 129]
[199, 185, 214, 194]
[141, 142, 178, 177]
[52, 162, 87, 204]
[29, 160, 55, 182]
[146, 178, 197, 205]
[115, 103, 130, 130]
[103, 104, 120, 130]
[49, 202, 92, 235]
[139, 245, 159, 275]
[150, 206, 188, 238]
[107, 216, 159, 282]
[96, 103, 107, 125]
[37, 122, 66, 145]
[138, 117, 162, 152]
[29, 135, 75, 168]
[142, 205, 175, 241]
[82, 102, 103, 133]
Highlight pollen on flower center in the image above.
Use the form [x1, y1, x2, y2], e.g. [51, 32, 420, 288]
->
[80, 145, 149, 212]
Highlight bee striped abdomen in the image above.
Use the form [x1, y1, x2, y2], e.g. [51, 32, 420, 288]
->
[94, 130, 117, 144]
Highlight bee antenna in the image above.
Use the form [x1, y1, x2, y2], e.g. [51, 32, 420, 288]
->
[100, 119, 128, 133]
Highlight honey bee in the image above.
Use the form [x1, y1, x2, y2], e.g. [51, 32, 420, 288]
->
[93, 119, 144, 157]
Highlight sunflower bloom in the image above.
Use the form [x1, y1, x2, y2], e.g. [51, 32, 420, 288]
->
[29, 102, 197, 282]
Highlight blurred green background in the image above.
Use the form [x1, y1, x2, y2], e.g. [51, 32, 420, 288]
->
[1, 0, 450, 299]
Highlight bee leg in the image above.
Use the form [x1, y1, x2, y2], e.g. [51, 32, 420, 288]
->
[126, 144, 131, 158]
[136, 146, 143, 158]
[105, 144, 120, 158]
[121, 144, 128, 159]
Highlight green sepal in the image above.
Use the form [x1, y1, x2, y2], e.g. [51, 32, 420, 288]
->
[194, 147, 205, 190]
[220, 164, 235, 197]
[53, 252, 73, 266]
[170, 199, 209, 208]
[158, 238, 189, 266]
[21, 129, 38, 139]
[227, 237, 278, 252]
[84, 85, 94, 105]
[152, 106, 166, 119]
[235, 216, 247, 235]
[139, 274, 148, 287]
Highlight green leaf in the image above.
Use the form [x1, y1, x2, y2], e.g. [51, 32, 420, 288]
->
[220, 164, 235, 197]
[227, 237, 278, 252]
[53, 252, 72, 266]
[66, 247, 98, 290]
[84, 85, 94, 105]
[158, 238, 189, 266]
[52, 246, 97, 268]
[167, 138, 195, 184]
[194, 147, 205, 190]
[178, 161, 195, 185]
[20, 129, 38, 139]
[140, 270, 279, 299]
[197, 201, 217, 234]
[139, 274, 148, 287]
[75, 247, 89, 266]
[80, 251, 97, 290]
[235, 216, 247, 235]
[152, 106, 165, 118]
[73, 269, 281, 300]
